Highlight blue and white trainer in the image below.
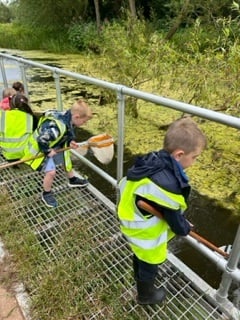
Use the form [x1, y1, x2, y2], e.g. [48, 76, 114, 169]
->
[41, 191, 58, 208]
[68, 177, 88, 188]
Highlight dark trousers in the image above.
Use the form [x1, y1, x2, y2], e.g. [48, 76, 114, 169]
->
[133, 254, 158, 282]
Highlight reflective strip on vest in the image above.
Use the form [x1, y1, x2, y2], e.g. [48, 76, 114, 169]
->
[27, 131, 41, 154]
[124, 230, 167, 249]
[1, 134, 30, 143]
[63, 149, 72, 172]
[136, 184, 181, 210]
[119, 176, 127, 191]
[120, 215, 160, 228]
[0, 110, 4, 133]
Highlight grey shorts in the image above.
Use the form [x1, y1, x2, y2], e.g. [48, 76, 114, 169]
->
[41, 152, 64, 173]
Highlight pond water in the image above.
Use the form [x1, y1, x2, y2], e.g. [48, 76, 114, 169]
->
[1, 50, 239, 292]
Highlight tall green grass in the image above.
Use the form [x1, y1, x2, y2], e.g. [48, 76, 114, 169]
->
[0, 23, 76, 52]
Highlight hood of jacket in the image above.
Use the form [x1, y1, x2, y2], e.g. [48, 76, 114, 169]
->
[127, 149, 189, 192]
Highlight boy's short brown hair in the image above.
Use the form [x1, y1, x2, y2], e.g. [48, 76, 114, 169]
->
[163, 117, 207, 154]
[71, 99, 92, 119]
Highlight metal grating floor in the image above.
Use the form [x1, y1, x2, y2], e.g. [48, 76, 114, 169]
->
[0, 155, 232, 320]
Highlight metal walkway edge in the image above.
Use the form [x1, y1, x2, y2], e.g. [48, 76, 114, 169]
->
[0, 155, 234, 320]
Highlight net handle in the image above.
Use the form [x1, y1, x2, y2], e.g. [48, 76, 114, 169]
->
[0, 133, 114, 169]
[137, 200, 229, 258]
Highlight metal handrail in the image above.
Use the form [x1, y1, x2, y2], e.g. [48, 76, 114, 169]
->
[0, 51, 239, 306]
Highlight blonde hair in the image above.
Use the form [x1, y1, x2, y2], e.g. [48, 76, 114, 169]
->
[2, 88, 16, 98]
[71, 99, 92, 119]
[163, 117, 207, 154]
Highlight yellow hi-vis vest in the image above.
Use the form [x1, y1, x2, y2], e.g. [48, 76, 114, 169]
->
[117, 177, 187, 264]
[0, 109, 33, 160]
[22, 115, 72, 172]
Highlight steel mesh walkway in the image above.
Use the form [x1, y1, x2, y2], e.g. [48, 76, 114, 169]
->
[0, 156, 231, 320]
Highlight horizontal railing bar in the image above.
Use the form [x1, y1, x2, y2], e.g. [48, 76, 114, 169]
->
[1, 53, 240, 129]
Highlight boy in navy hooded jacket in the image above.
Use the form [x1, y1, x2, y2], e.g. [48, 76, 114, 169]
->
[118, 117, 207, 305]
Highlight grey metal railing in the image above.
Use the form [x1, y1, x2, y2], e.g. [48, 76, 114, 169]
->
[1, 52, 240, 309]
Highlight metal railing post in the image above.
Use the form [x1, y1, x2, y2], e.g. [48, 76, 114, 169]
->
[0, 57, 8, 88]
[53, 70, 63, 111]
[215, 224, 240, 304]
[19, 61, 29, 98]
[116, 87, 125, 183]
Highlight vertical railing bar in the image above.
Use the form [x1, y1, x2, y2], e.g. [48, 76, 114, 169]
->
[19, 63, 29, 98]
[215, 224, 240, 304]
[0, 57, 8, 88]
[53, 69, 63, 111]
[116, 87, 125, 184]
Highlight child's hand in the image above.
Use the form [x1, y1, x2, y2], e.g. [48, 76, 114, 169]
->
[47, 149, 57, 157]
[187, 220, 194, 229]
[70, 140, 79, 149]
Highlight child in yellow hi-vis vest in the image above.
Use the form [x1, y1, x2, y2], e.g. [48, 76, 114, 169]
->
[117, 117, 207, 305]
[22, 99, 92, 208]
[0, 93, 38, 161]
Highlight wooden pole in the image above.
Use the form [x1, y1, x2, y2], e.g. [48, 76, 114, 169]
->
[137, 200, 229, 258]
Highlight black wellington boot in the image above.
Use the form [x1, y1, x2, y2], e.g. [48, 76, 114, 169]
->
[133, 255, 139, 282]
[136, 279, 166, 305]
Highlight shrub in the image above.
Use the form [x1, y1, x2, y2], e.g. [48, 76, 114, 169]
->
[67, 22, 101, 53]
